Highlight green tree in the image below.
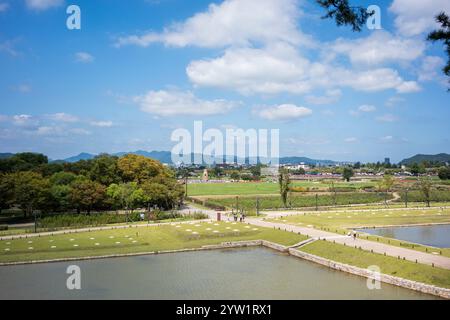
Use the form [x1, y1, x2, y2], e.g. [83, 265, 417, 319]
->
[278, 168, 291, 207]
[50, 171, 78, 186]
[417, 177, 433, 207]
[89, 154, 120, 186]
[230, 171, 240, 180]
[342, 167, 354, 182]
[106, 182, 144, 212]
[438, 167, 450, 180]
[118, 154, 167, 184]
[11, 171, 51, 217]
[0, 173, 14, 213]
[70, 178, 106, 214]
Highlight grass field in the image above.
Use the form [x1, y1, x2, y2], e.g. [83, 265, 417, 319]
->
[0, 221, 307, 263]
[205, 192, 389, 212]
[187, 181, 376, 196]
[299, 240, 450, 289]
[266, 208, 450, 256]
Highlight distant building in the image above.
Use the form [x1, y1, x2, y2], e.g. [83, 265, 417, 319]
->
[384, 158, 391, 165]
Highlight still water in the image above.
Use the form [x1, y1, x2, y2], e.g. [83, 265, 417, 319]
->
[0, 247, 439, 299]
[357, 224, 450, 248]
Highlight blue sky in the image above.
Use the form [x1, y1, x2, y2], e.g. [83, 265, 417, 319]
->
[0, 0, 449, 162]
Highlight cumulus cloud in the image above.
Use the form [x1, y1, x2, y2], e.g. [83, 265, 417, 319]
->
[47, 113, 79, 123]
[115, 0, 308, 48]
[25, 0, 64, 11]
[257, 104, 312, 121]
[350, 104, 376, 116]
[418, 56, 445, 82]
[187, 44, 421, 95]
[331, 30, 425, 65]
[12, 114, 37, 127]
[389, 0, 450, 36]
[75, 52, 94, 63]
[134, 90, 240, 116]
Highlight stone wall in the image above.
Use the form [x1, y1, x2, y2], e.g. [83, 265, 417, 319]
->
[289, 248, 450, 299]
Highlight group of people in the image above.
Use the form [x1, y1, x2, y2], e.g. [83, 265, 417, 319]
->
[232, 211, 246, 222]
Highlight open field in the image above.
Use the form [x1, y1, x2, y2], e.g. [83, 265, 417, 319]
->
[299, 240, 450, 289]
[204, 192, 390, 212]
[266, 208, 450, 257]
[187, 181, 377, 196]
[0, 221, 307, 264]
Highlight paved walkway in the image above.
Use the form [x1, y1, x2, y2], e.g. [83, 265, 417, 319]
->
[246, 218, 450, 270]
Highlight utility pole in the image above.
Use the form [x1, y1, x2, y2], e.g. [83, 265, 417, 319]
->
[315, 193, 318, 211]
[33, 210, 37, 233]
[235, 196, 239, 212]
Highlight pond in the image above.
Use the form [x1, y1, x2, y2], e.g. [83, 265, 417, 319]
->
[0, 247, 439, 299]
[357, 224, 450, 248]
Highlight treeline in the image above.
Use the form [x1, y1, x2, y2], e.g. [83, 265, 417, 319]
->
[0, 153, 184, 217]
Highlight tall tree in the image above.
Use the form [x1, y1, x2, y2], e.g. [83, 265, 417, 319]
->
[70, 178, 106, 214]
[417, 177, 433, 207]
[11, 171, 50, 217]
[278, 168, 291, 207]
[118, 154, 167, 184]
[427, 12, 450, 87]
[342, 167, 354, 182]
[89, 154, 120, 186]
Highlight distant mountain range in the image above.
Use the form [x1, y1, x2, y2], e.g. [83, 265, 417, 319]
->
[2, 151, 448, 166]
[399, 153, 450, 165]
[54, 151, 342, 166]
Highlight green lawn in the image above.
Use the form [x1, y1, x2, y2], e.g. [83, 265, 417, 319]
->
[266, 208, 450, 257]
[205, 192, 389, 212]
[187, 181, 376, 196]
[0, 221, 307, 263]
[299, 240, 450, 289]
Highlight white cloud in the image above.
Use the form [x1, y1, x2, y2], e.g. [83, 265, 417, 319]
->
[75, 52, 94, 63]
[0, 2, 10, 12]
[25, 0, 64, 11]
[90, 121, 113, 127]
[358, 105, 376, 113]
[47, 113, 79, 123]
[0, 39, 21, 57]
[187, 44, 421, 95]
[115, 0, 307, 48]
[380, 135, 393, 142]
[134, 90, 239, 116]
[331, 30, 425, 65]
[396, 81, 421, 93]
[305, 89, 342, 105]
[385, 96, 405, 107]
[344, 137, 358, 143]
[418, 56, 445, 82]
[12, 114, 37, 127]
[257, 104, 312, 121]
[389, 0, 450, 36]
[376, 114, 398, 122]
[70, 128, 91, 135]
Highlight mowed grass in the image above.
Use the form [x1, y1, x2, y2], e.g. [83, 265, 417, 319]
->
[187, 181, 375, 196]
[267, 208, 450, 257]
[205, 193, 388, 211]
[299, 240, 450, 289]
[0, 221, 307, 263]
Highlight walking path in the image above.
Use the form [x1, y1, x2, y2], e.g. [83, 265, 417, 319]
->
[246, 218, 450, 270]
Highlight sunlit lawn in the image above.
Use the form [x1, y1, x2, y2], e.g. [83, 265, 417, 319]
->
[299, 240, 450, 289]
[267, 208, 450, 257]
[0, 221, 307, 263]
